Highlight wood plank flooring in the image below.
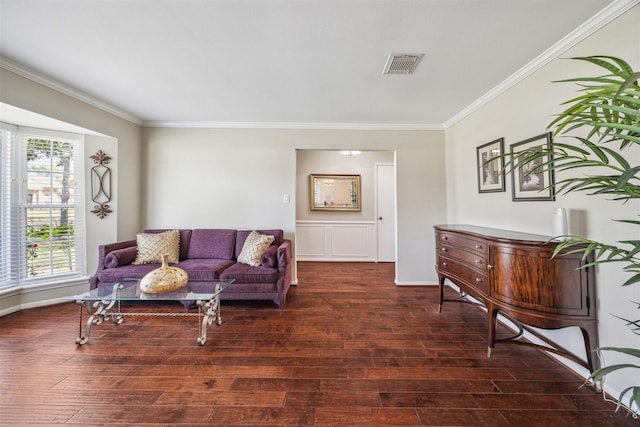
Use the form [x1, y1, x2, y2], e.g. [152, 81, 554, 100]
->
[0, 261, 637, 426]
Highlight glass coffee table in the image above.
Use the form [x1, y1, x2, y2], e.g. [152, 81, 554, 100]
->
[71, 279, 234, 346]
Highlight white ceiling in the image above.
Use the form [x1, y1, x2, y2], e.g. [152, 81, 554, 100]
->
[0, 0, 625, 129]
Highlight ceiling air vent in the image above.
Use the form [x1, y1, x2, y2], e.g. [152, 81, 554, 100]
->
[383, 54, 423, 74]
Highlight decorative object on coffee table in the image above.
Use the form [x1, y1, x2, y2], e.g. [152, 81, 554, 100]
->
[139, 253, 188, 294]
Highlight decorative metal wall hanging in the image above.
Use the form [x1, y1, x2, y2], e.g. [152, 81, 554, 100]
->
[90, 150, 113, 218]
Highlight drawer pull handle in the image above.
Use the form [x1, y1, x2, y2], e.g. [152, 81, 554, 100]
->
[475, 244, 483, 249]
[475, 278, 484, 283]
[441, 248, 448, 252]
[442, 262, 448, 267]
[474, 259, 482, 264]
[487, 264, 493, 270]
[442, 236, 448, 240]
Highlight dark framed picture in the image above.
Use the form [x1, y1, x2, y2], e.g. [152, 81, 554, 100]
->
[510, 132, 555, 201]
[476, 138, 505, 193]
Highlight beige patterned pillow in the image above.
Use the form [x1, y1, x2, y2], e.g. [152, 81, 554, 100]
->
[133, 230, 180, 265]
[238, 230, 275, 267]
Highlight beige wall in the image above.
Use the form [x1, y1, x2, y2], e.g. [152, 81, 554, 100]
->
[141, 127, 446, 284]
[445, 5, 640, 408]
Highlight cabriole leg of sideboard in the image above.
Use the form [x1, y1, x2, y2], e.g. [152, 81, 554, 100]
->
[437, 275, 446, 312]
[579, 324, 598, 373]
[487, 304, 499, 358]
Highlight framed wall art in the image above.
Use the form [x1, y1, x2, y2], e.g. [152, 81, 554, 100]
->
[476, 138, 505, 193]
[510, 132, 555, 201]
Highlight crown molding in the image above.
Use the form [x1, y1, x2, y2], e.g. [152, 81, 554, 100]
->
[442, 0, 640, 130]
[0, 56, 143, 126]
[1, 55, 442, 131]
[3, 0, 635, 132]
[142, 121, 444, 131]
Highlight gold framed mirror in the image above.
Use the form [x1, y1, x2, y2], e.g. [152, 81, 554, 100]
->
[309, 174, 361, 211]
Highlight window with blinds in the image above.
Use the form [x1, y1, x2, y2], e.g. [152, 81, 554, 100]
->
[0, 124, 85, 289]
[0, 124, 18, 288]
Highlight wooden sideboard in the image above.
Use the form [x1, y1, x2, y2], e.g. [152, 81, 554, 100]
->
[434, 224, 598, 372]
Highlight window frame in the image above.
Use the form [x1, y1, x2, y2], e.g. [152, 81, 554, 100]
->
[0, 123, 86, 290]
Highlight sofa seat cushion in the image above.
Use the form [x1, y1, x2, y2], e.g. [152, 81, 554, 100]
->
[219, 262, 279, 283]
[175, 259, 235, 281]
[97, 263, 161, 283]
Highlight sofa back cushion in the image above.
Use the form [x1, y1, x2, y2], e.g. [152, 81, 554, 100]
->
[187, 229, 237, 260]
[144, 229, 193, 261]
[234, 229, 284, 259]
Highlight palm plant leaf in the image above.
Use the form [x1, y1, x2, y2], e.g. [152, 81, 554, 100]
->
[573, 56, 634, 78]
[611, 314, 640, 334]
[618, 386, 640, 412]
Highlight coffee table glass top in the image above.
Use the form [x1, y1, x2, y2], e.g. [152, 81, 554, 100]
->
[74, 279, 235, 302]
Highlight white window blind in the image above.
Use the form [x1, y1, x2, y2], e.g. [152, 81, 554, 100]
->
[0, 123, 18, 288]
[0, 125, 86, 289]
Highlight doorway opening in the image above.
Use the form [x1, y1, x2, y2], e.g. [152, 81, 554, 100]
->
[294, 149, 397, 281]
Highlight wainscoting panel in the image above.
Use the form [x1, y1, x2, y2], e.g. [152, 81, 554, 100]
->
[296, 221, 375, 261]
[295, 224, 326, 257]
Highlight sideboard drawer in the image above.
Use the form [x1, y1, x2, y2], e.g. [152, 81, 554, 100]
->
[437, 232, 488, 255]
[438, 245, 487, 270]
[438, 256, 489, 294]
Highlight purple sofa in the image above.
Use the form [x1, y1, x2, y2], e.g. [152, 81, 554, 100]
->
[89, 229, 292, 309]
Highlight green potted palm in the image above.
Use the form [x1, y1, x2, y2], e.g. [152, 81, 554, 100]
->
[509, 55, 639, 412]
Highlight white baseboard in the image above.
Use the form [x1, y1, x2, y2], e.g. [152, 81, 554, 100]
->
[395, 280, 438, 286]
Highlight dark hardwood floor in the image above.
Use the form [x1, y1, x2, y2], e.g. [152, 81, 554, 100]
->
[0, 261, 637, 426]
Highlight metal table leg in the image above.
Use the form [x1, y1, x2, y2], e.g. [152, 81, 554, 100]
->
[196, 283, 222, 345]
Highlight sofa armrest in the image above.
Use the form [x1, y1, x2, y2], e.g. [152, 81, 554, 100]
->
[277, 239, 292, 270]
[272, 239, 293, 309]
[89, 239, 137, 289]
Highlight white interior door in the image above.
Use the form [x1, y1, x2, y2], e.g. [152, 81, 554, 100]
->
[376, 163, 396, 262]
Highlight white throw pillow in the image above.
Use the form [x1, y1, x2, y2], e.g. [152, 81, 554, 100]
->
[238, 230, 275, 267]
[133, 230, 180, 265]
